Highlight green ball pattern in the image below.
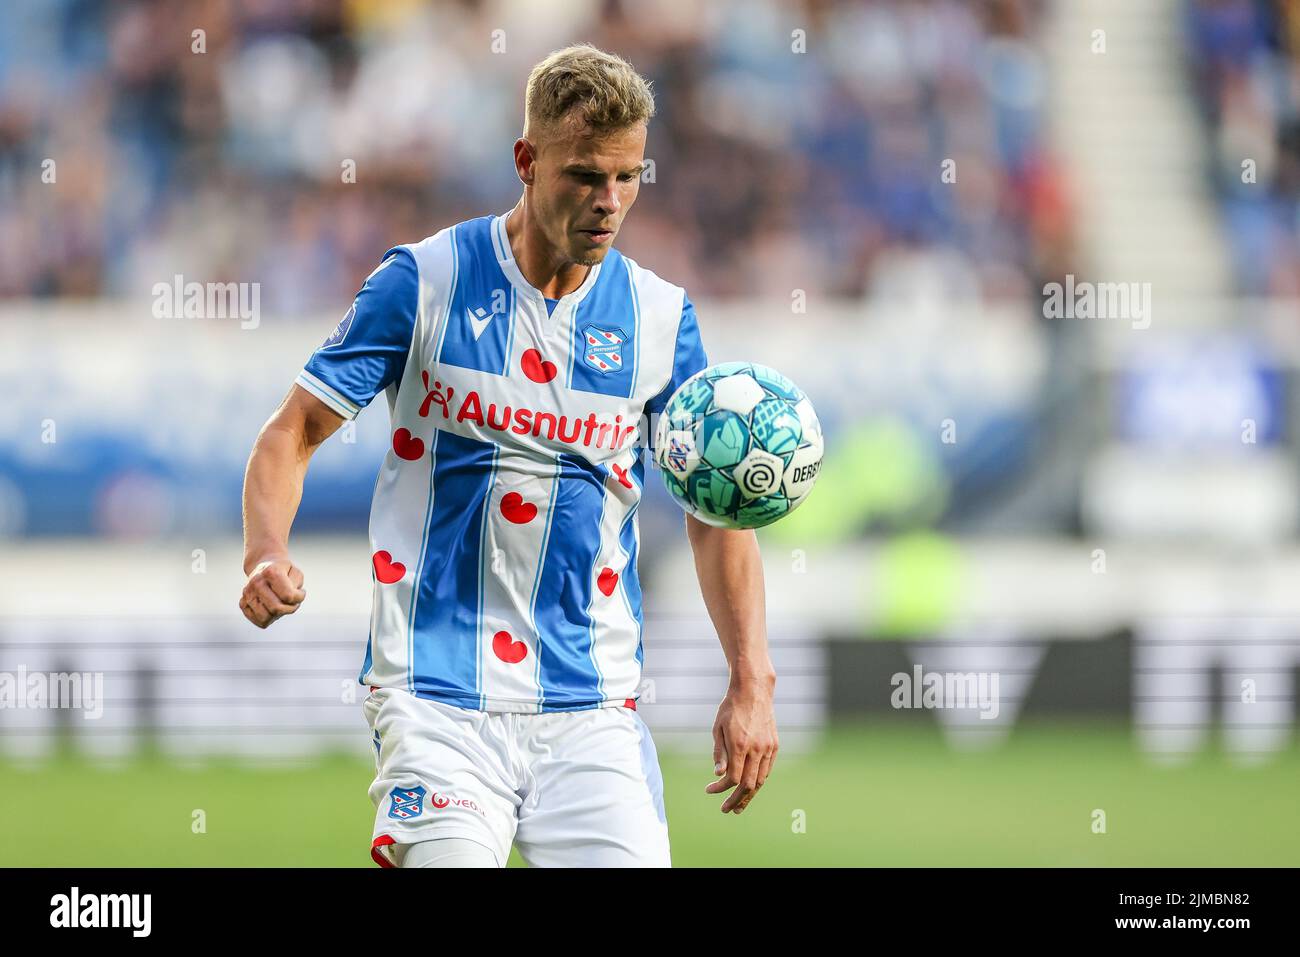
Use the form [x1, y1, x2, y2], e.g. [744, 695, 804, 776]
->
[699, 411, 749, 469]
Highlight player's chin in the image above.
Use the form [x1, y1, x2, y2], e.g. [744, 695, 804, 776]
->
[571, 234, 616, 264]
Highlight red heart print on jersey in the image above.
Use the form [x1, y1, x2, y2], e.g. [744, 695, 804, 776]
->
[492, 630, 528, 663]
[373, 551, 406, 584]
[597, 567, 619, 596]
[392, 428, 425, 461]
[500, 492, 537, 524]
[521, 348, 558, 383]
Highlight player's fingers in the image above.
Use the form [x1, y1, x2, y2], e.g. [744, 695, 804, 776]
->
[739, 748, 763, 795]
[264, 568, 306, 604]
[705, 722, 740, 793]
[721, 780, 753, 813]
[252, 579, 297, 616]
[704, 773, 737, 794]
[725, 730, 774, 812]
[241, 592, 273, 628]
[725, 730, 750, 790]
[729, 751, 775, 813]
[717, 729, 751, 810]
[250, 587, 292, 616]
[238, 595, 262, 627]
[244, 587, 287, 631]
[287, 564, 305, 589]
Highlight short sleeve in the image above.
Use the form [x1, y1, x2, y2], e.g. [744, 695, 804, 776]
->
[295, 248, 419, 420]
[646, 294, 709, 415]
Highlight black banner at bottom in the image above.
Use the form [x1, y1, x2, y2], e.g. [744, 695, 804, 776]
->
[0, 867, 1283, 941]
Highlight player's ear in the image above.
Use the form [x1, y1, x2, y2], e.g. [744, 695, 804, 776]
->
[514, 137, 537, 187]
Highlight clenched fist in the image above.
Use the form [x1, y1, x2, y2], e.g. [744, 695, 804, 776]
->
[239, 557, 306, 628]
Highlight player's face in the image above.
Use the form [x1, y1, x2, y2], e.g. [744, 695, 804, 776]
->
[527, 120, 647, 266]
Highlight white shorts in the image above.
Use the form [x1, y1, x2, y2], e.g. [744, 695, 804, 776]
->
[362, 687, 671, 867]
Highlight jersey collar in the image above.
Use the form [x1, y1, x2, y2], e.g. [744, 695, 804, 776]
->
[492, 212, 603, 312]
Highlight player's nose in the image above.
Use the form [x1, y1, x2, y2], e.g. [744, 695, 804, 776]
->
[592, 182, 620, 215]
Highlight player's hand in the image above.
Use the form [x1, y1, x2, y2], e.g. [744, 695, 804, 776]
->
[239, 557, 306, 629]
[706, 675, 778, 814]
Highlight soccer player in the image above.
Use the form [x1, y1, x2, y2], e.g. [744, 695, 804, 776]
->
[239, 44, 777, 867]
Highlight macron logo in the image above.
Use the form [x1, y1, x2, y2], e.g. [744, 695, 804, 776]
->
[468, 306, 493, 341]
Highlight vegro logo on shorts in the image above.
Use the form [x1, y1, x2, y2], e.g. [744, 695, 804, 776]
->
[431, 792, 488, 818]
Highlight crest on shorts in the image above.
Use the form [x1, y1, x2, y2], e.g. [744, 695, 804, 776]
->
[387, 784, 426, 820]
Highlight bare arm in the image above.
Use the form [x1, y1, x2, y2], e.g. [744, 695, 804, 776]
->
[686, 513, 778, 813]
[239, 384, 346, 628]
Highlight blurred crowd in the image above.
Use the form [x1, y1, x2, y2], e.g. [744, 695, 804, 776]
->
[0, 0, 1065, 313]
[1186, 0, 1300, 296]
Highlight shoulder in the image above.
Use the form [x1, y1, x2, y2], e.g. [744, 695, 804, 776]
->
[341, 248, 419, 328]
[394, 214, 499, 270]
[390, 221, 462, 277]
[612, 251, 690, 321]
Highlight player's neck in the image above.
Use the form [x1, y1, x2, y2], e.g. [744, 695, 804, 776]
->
[504, 201, 591, 299]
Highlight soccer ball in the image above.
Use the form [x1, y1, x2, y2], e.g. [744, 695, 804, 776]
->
[653, 362, 824, 529]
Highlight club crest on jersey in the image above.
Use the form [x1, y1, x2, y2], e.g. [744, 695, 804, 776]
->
[387, 784, 426, 820]
[322, 303, 356, 348]
[581, 325, 626, 374]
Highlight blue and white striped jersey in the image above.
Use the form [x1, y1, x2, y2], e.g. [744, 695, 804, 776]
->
[297, 213, 708, 712]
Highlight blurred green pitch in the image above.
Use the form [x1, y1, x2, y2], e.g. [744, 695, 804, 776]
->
[3, 723, 1297, 867]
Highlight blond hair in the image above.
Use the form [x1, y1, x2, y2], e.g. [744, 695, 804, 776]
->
[524, 44, 655, 139]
